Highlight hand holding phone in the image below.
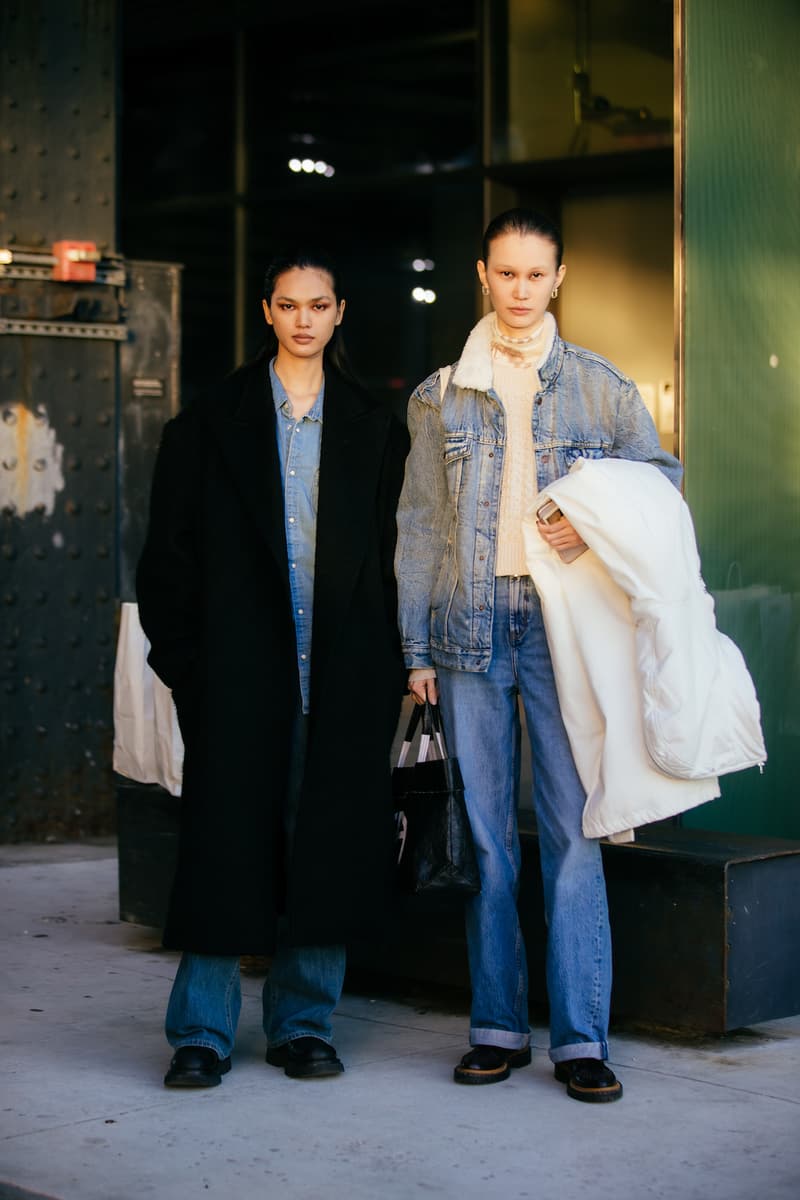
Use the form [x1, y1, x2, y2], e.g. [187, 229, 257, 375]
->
[536, 499, 588, 563]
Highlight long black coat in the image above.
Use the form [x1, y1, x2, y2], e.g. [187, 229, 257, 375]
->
[136, 361, 409, 954]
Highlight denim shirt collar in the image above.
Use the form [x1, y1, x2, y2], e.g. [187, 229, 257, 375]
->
[269, 357, 324, 421]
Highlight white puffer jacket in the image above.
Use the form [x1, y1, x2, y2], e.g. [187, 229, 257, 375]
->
[522, 457, 766, 840]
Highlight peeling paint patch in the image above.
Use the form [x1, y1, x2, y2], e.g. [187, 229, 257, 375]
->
[0, 403, 65, 516]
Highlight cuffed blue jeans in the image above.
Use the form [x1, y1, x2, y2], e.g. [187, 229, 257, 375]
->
[436, 575, 612, 1064]
[164, 706, 346, 1059]
[165, 942, 347, 1059]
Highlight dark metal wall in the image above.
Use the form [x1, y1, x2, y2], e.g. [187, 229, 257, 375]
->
[0, 1, 179, 839]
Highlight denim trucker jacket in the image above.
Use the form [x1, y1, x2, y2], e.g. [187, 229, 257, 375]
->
[394, 313, 683, 673]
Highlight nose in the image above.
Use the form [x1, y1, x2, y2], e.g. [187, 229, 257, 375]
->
[513, 277, 530, 299]
[297, 308, 311, 327]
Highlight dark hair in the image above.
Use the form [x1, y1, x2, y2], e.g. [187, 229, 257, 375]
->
[258, 246, 358, 383]
[482, 207, 563, 268]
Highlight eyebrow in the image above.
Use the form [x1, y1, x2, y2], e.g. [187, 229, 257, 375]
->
[493, 263, 548, 271]
[274, 294, 333, 303]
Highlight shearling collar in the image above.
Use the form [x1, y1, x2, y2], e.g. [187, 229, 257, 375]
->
[452, 311, 558, 392]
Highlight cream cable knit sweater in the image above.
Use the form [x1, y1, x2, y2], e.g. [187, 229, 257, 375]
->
[492, 314, 555, 576]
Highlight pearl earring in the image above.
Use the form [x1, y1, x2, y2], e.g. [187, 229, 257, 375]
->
[551, 287, 559, 300]
[481, 285, 489, 295]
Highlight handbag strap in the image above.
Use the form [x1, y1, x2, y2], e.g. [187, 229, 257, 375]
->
[396, 700, 447, 767]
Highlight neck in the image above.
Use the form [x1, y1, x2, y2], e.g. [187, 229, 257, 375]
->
[273, 351, 325, 409]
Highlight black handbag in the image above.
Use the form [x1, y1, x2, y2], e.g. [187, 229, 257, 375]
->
[392, 700, 481, 898]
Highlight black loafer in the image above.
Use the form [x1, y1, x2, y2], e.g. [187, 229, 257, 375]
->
[554, 1057, 623, 1103]
[265, 1036, 344, 1079]
[164, 1046, 231, 1088]
[453, 1043, 532, 1085]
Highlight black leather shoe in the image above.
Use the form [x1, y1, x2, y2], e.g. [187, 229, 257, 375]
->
[554, 1057, 623, 1103]
[453, 1043, 532, 1085]
[265, 1036, 344, 1079]
[164, 1046, 231, 1088]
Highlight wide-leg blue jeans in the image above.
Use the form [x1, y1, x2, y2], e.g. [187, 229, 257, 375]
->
[164, 706, 346, 1059]
[165, 942, 347, 1059]
[436, 575, 612, 1064]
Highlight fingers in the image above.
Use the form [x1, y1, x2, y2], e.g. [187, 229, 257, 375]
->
[409, 678, 438, 705]
[537, 517, 582, 550]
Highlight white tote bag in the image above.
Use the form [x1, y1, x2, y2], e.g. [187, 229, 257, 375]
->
[112, 602, 184, 796]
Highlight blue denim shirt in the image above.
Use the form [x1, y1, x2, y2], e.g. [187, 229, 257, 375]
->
[395, 317, 683, 673]
[270, 359, 323, 713]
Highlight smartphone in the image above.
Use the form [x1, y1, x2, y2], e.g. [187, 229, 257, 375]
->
[536, 499, 588, 563]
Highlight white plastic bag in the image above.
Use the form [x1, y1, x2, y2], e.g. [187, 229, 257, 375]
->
[113, 601, 184, 796]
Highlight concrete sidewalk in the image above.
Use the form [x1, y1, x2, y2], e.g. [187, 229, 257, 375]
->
[1, 844, 799, 1200]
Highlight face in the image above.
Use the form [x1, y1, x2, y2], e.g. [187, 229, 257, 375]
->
[477, 231, 566, 338]
[262, 266, 345, 360]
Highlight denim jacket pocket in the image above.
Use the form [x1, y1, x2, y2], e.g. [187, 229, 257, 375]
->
[443, 434, 473, 501]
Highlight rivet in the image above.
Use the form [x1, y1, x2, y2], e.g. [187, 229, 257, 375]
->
[65, 500, 81, 516]
[68, 590, 81, 604]
[1, 545, 15, 560]
[32, 459, 46, 472]
[67, 546, 81, 559]
[68, 413, 81, 427]
[95, 456, 110, 470]
[95, 500, 110, 514]
[96, 411, 110, 426]
[3, 457, 18, 470]
[34, 590, 47, 603]
[2, 409, 16, 424]
[35, 725, 47, 737]
[67, 456, 81, 470]
[96, 545, 109, 558]
[32, 545, 46, 559]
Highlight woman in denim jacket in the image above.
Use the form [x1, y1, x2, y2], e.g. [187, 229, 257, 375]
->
[395, 208, 681, 1102]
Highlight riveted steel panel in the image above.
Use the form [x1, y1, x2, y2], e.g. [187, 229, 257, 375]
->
[0, 0, 118, 251]
[118, 260, 182, 602]
[1, 336, 117, 838]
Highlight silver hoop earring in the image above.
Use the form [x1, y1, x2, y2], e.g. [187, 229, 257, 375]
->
[481, 285, 489, 296]
[551, 287, 559, 300]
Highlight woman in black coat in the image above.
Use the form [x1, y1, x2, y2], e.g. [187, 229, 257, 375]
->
[136, 248, 409, 1087]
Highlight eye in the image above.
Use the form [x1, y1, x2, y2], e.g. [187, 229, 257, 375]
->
[278, 303, 294, 311]
[313, 303, 331, 311]
[530, 272, 543, 280]
[500, 270, 513, 278]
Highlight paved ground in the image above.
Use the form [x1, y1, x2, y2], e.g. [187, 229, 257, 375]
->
[1, 843, 799, 1200]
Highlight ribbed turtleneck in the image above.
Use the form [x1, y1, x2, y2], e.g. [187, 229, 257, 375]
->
[492, 312, 555, 576]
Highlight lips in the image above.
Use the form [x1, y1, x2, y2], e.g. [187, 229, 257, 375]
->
[293, 335, 313, 343]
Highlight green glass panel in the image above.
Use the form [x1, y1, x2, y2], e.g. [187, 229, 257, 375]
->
[682, 0, 800, 835]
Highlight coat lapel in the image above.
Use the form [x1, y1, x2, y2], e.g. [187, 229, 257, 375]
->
[312, 371, 388, 692]
[209, 362, 290, 589]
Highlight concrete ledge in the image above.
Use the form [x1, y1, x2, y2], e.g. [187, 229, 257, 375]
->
[116, 778, 800, 1035]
